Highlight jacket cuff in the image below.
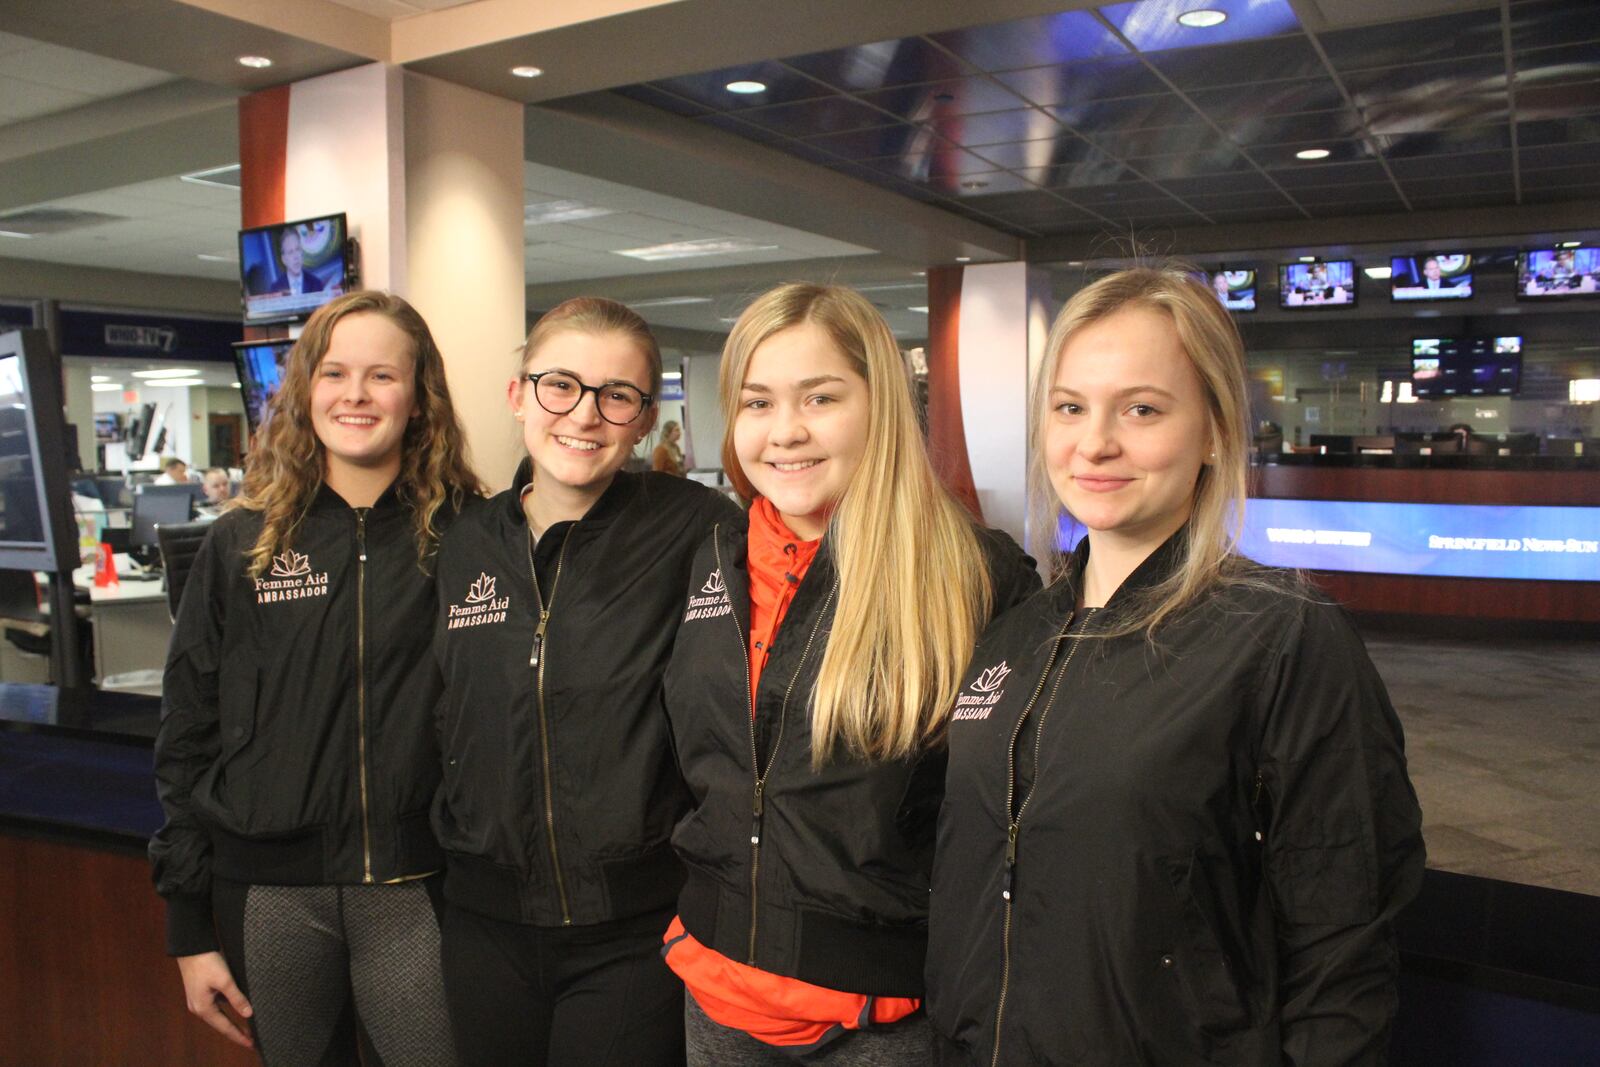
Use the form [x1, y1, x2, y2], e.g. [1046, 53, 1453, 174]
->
[165, 892, 218, 957]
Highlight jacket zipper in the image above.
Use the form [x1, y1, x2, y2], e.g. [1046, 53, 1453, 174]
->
[991, 611, 1089, 1067]
[528, 528, 574, 924]
[355, 509, 373, 884]
[714, 530, 837, 964]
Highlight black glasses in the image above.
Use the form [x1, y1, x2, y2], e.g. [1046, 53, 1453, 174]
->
[523, 371, 653, 426]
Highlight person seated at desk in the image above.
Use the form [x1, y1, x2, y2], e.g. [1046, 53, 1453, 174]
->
[153, 457, 190, 486]
[199, 467, 231, 510]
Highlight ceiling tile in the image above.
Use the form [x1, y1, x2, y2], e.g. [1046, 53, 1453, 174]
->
[1050, 93, 1201, 132]
[1160, 171, 1280, 197]
[1204, 206, 1308, 223]
[1386, 150, 1512, 179]
[1035, 160, 1142, 189]
[1362, 96, 1512, 134]
[859, 147, 1003, 181]
[1517, 78, 1600, 119]
[1186, 79, 1349, 120]
[1251, 140, 1372, 168]
[922, 109, 1067, 148]
[612, 84, 712, 117]
[1085, 124, 1220, 159]
[1100, 0, 1302, 52]
[1513, 43, 1600, 89]
[1224, 110, 1364, 146]
[802, 123, 926, 159]
[0, 42, 171, 96]
[782, 37, 975, 91]
[1294, 182, 1406, 207]
[1518, 116, 1600, 147]
[1267, 159, 1390, 188]
[1130, 149, 1259, 180]
[1180, 188, 1300, 214]
[1407, 191, 1508, 211]
[1376, 124, 1513, 158]
[930, 170, 1044, 197]
[1520, 141, 1600, 168]
[1519, 185, 1593, 204]
[1510, 1, 1600, 52]
[1400, 173, 1517, 199]
[1317, 9, 1504, 72]
[1342, 56, 1507, 104]
[967, 136, 1095, 170]
[732, 96, 891, 137]
[929, 11, 1128, 73]
[992, 56, 1167, 107]
[646, 62, 834, 111]
[855, 76, 1034, 121]
[1145, 36, 1326, 90]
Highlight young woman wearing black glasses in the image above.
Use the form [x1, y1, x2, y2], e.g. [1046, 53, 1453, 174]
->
[430, 297, 738, 1065]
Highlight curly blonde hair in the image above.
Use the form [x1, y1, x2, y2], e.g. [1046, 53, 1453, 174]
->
[235, 291, 482, 576]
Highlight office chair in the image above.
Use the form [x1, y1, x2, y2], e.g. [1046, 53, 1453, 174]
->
[156, 520, 212, 622]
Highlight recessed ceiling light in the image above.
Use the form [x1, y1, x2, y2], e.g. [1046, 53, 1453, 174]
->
[1295, 148, 1331, 160]
[524, 199, 613, 225]
[913, 270, 926, 277]
[0, 230, 34, 239]
[960, 180, 990, 190]
[1559, 240, 1581, 248]
[231, 382, 242, 388]
[614, 238, 779, 262]
[511, 66, 543, 79]
[1067, 260, 1084, 266]
[725, 80, 767, 94]
[1177, 9, 1228, 29]
[91, 375, 111, 383]
[907, 306, 930, 314]
[1299, 256, 1317, 263]
[133, 368, 203, 379]
[955, 256, 972, 263]
[145, 378, 206, 388]
[197, 252, 237, 262]
[238, 55, 272, 69]
[1363, 266, 1393, 280]
[90, 383, 123, 392]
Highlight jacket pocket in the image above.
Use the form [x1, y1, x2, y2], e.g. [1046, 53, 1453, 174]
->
[1163, 850, 1251, 1035]
[218, 668, 259, 761]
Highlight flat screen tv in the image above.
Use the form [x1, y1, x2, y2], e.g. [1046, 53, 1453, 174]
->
[1206, 268, 1256, 312]
[1278, 260, 1356, 308]
[232, 339, 293, 434]
[1516, 247, 1599, 300]
[238, 212, 352, 323]
[0, 329, 80, 570]
[1411, 336, 1522, 398]
[1391, 253, 1472, 302]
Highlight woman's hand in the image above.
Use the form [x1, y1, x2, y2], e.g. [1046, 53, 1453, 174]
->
[175, 952, 254, 1047]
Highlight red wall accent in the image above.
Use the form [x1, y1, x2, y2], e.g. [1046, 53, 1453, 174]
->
[237, 86, 289, 230]
[926, 266, 981, 519]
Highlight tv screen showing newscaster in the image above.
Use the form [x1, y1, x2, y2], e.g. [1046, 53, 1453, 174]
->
[1278, 260, 1355, 307]
[1391, 253, 1472, 302]
[239, 213, 349, 323]
[1206, 269, 1256, 312]
[1517, 248, 1600, 300]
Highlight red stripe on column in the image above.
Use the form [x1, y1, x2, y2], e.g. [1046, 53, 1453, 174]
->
[238, 86, 289, 229]
[926, 265, 982, 520]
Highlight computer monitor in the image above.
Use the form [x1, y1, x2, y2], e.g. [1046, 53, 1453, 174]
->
[94, 477, 132, 509]
[130, 484, 196, 550]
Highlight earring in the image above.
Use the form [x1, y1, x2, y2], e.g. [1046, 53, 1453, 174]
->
[515, 410, 525, 421]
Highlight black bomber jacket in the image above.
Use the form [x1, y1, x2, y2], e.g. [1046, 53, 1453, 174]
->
[151, 484, 451, 956]
[662, 513, 1039, 997]
[926, 533, 1426, 1066]
[431, 468, 739, 927]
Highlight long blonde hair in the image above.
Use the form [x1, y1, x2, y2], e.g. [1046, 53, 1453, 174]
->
[721, 283, 993, 765]
[1030, 265, 1272, 637]
[237, 291, 482, 576]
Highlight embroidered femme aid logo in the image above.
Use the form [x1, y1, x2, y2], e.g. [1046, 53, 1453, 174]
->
[448, 572, 509, 629]
[255, 550, 328, 603]
[684, 568, 732, 622]
[953, 661, 1011, 721]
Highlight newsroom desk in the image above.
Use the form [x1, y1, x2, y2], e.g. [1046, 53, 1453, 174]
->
[76, 558, 172, 688]
[1, 683, 1596, 1064]
[1252, 453, 1600, 622]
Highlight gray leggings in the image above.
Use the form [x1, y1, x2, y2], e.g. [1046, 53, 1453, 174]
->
[212, 879, 458, 1067]
[684, 992, 934, 1066]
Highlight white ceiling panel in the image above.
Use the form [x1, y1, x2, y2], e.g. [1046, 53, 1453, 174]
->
[0, 32, 175, 130]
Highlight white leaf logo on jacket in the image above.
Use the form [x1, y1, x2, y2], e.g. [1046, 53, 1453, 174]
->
[466, 573, 496, 604]
[701, 569, 726, 596]
[970, 661, 1012, 693]
[270, 550, 311, 577]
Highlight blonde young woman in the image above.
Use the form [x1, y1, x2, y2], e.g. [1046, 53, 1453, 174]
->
[430, 298, 738, 1065]
[151, 292, 481, 1064]
[926, 267, 1425, 1065]
[659, 283, 1040, 1064]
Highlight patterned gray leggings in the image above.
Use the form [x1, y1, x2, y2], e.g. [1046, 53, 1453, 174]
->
[212, 879, 458, 1067]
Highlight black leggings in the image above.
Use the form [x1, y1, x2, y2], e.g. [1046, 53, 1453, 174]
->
[441, 902, 685, 1067]
[212, 878, 457, 1067]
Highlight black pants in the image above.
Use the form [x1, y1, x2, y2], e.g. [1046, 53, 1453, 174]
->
[211, 877, 457, 1067]
[441, 902, 685, 1067]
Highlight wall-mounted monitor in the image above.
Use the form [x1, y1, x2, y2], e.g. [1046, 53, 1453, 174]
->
[1391, 253, 1472, 302]
[1206, 268, 1256, 312]
[1516, 247, 1599, 300]
[1411, 336, 1522, 398]
[1278, 260, 1356, 308]
[232, 339, 293, 434]
[239, 212, 353, 323]
[0, 329, 80, 571]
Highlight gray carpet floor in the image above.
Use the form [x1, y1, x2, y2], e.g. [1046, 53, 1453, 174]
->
[1364, 630, 1600, 897]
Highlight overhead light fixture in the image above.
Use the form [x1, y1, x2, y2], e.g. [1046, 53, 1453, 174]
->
[1177, 9, 1228, 28]
[1570, 379, 1600, 403]
[1299, 255, 1317, 263]
[1363, 266, 1392, 280]
[133, 368, 202, 379]
[627, 296, 713, 309]
[960, 180, 990, 190]
[1296, 148, 1331, 160]
[0, 230, 34, 239]
[231, 382, 242, 388]
[524, 199, 615, 225]
[913, 270, 926, 277]
[614, 238, 779, 262]
[725, 80, 767, 94]
[91, 375, 111, 383]
[180, 164, 241, 190]
[955, 256, 972, 263]
[237, 55, 272, 69]
[1559, 240, 1582, 248]
[511, 66, 544, 79]
[907, 306, 929, 314]
[661, 371, 683, 381]
[145, 378, 206, 387]
[90, 382, 124, 392]
[197, 252, 237, 262]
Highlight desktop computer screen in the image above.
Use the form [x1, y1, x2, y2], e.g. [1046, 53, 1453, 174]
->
[130, 485, 196, 550]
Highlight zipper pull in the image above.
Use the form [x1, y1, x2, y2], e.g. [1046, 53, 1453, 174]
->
[751, 782, 765, 846]
[356, 511, 368, 561]
[529, 610, 549, 668]
[1252, 771, 1266, 843]
[1003, 823, 1019, 901]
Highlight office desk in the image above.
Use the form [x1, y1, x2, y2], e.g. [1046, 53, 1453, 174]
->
[72, 557, 171, 690]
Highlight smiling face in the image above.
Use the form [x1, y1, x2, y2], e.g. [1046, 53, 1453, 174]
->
[733, 321, 870, 540]
[308, 312, 418, 481]
[511, 329, 655, 496]
[1044, 304, 1212, 558]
